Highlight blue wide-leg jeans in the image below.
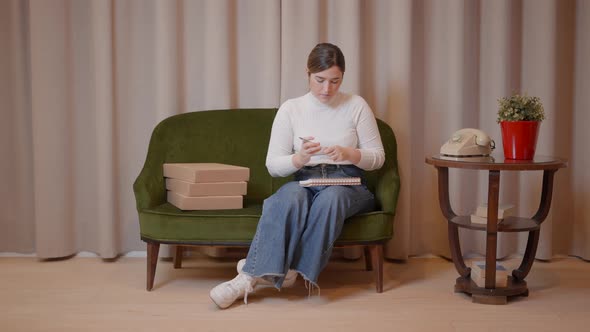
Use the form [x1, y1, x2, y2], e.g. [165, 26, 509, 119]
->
[241, 164, 375, 288]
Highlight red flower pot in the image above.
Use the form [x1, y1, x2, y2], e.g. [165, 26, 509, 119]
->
[500, 121, 541, 160]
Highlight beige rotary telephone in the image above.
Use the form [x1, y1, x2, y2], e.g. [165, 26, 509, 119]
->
[440, 128, 495, 157]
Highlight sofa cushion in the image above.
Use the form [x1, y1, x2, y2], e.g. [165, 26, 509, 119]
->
[139, 202, 393, 245]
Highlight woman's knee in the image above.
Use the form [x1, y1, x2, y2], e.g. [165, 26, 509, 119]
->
[312, 186, 354, 207]
[263, 182, 311, 212]
[310, 186, 375, 218]
[285, 184, 311, 203]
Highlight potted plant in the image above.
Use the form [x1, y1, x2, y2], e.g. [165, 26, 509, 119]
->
[497, 93, 545, 160]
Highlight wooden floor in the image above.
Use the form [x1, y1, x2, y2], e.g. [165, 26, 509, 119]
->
[1, 255, 589, 331]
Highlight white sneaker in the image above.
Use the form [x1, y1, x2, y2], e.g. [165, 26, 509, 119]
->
[237, 259, 298, 288]
[209, 273, 256, 309]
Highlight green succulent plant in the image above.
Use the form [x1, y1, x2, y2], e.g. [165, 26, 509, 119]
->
[497, 93, 545, 122]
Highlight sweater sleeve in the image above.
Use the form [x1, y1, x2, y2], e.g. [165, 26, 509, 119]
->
[354, 98, 385, 171]
[265, 103, 300, 177]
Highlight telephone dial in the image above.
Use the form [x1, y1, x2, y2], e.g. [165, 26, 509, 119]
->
[440, 128, 495, 157]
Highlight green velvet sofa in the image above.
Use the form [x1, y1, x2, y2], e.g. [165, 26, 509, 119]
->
[133, 108, 400, 292]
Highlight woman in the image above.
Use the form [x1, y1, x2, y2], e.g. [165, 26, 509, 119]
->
[210, 43, 385, 309]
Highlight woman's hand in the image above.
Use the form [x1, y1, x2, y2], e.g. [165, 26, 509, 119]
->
[292, 136, 322, 168]
[323, 145, 361, 163]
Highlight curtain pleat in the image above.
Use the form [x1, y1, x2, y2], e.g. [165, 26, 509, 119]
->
[572, 0, 590, 259]
[0, 0, 588, 262]
[0, 0, 34, 253]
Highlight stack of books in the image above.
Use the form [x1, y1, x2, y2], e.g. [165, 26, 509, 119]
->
[470, 261, 508, 287]
[163, 163, 249, 210]
[470, 203, 515, 224]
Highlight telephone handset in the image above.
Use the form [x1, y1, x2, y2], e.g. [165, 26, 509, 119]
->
[440, 128, 495, 157]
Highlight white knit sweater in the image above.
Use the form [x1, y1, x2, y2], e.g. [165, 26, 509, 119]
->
[265, 92, 385, 177]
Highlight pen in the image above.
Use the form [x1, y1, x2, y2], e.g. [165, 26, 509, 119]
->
[299, 137, 313, 143]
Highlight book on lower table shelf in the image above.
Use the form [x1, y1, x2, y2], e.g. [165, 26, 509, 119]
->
[470, 203, 515, 224]
[475, 203, 515, 219]
[299, 177, 361, 187]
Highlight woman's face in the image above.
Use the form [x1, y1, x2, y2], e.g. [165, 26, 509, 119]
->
[308, 65, 343, 104]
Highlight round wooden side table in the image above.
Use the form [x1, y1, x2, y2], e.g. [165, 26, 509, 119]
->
[425, 155, 567, 304]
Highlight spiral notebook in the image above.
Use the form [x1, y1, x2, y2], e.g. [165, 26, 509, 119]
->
[299, 177, 362, 187]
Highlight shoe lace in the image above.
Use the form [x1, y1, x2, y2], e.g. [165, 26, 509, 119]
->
[233, 274, 255, 304]
[304, 279, 320, 298]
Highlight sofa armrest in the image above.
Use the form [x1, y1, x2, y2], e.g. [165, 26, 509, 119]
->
[133, 161, 166, 211]
[133, 175, 166, 211]
[370, 118, 401, 216]
[373, 166, 401, 216]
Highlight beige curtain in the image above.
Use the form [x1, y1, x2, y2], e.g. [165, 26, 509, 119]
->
[1, 0, 588, 261]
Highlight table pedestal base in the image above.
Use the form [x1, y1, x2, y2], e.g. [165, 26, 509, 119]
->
[454, 276, 529, 305]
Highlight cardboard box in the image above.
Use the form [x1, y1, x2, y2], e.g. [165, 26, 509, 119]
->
[163, 163, 250, 183]
[471, 261, 508, 287]
[165, 178, 247, 197]
[167, 191, 243, 210]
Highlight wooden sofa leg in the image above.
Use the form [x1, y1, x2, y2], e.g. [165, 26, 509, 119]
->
[369, 245, 384, 293]
[173, 245, 183, 269]
[364, 246, 373, 271]
[147, 242, 160, 291]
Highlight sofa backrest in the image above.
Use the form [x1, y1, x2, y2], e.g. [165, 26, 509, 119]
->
[140, 109, 278, 206]
[136, 108, 399, 211]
